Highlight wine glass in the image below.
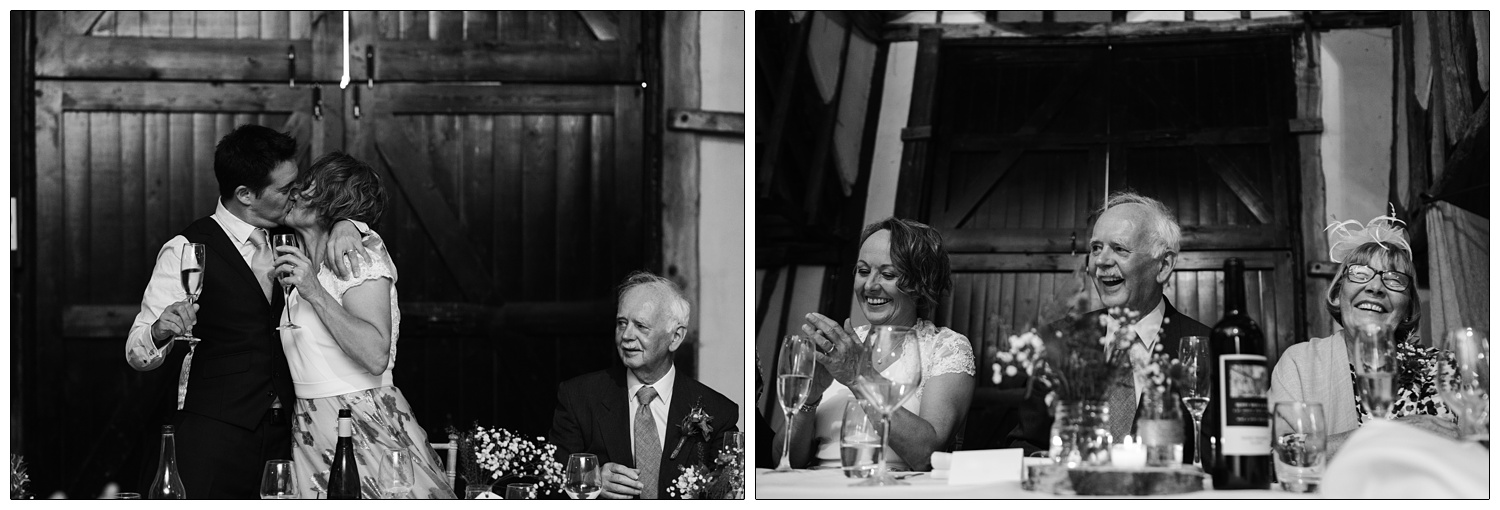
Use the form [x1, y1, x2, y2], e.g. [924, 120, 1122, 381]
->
[504, 482, 536, 500]
[173, 243, 206, 344]
[564, 453, 601, 499]
[271, 233, 300, 330]
[1271, 402, 1326, 493]
[259, 459, 298, 499]
[1436, 327, 1489, 444]
[773, 334, 816, 472]
[378, 450, 413, 499]
[1351, 324, 1398, 420]
[853, 325, 921, 487]
[1177, 335, 1210, 468]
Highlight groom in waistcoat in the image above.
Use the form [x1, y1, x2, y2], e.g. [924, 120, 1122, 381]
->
[549, 271, 739, 499]
[1007, 191, 1210, 462]
[125, 125, 369, 498]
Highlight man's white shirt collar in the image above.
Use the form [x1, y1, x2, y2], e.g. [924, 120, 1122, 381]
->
[625, 364, 676, 406]
[211, 200, 263, 248]
[1132, 298, 1168, 352]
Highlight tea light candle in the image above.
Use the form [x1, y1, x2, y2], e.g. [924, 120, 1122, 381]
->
[1111, 435, 1147, 469]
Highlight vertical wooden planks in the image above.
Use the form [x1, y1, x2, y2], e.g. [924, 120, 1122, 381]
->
[141, 11, 171, 37]
[144, 113, 170, 249]
[262, 11, 289, 40]
[587, 114, 614, 289]
[433, 11, 462, 41]
[196, 11, 235, 39]
[235, 11, 258, 39]
[530, 11, 561, 42]
[116, 11, 141, 37]
[120, 112, 145, 297]
[63, 113, 91, 302]
[520, 115, 558, 299]
[377, 11, 400, 40]
[462, 114, 494, 296]
[555, 115, 589, 300]
[612, 86, 643, 280]
[288, 11, 310, 40]
[90, 112, 122, 301]
[171, 11, 194, 38]
[492, 115, 524, 298]
[499, 11, 528, 42]
[464, 11, 496, 42]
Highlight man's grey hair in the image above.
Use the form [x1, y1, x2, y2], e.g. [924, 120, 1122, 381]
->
[617, 270, 691, 331]
[1097, 191, 1182, 259]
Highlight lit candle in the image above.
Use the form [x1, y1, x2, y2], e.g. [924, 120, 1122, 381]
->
[1111, 435, 1147, 469]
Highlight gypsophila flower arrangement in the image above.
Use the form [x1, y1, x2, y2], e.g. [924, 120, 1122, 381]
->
[11, 454, 30, 500]
[449, 424, 564, 497]
[993, 307, 1144, 405]
[666, 435, 745, 499]
[665, 464, 708, 499]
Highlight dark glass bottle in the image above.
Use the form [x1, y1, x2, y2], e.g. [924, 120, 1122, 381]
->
[1204, 258, 1272, 489]
[326, 409, 361, 499]
[147, 425, 187, 499]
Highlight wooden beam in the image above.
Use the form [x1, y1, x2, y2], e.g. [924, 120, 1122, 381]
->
[757, 13, 813, 199]
[376, 39, 632, 82]
[666, 108, 744, 136]
[951, 250, 1285, 272]
[1293, 28, 1333, 339]
[377, 83, 616, 114]
[36, 35, 313, 81]
[577, 11, 619, 41]
[943, 226, 1291, 254]
[57, 81, 307, 112]
[374, 119, 495, 303]
[892, 28, 941, 220]
[1288, 118, 1324, 133]
[882, 13, 1403, 42]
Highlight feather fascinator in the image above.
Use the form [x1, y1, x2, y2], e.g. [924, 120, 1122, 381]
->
[1324, 208, 1411, 263]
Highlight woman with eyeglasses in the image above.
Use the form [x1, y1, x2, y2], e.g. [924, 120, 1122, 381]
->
[1268, 215, 1457, 455]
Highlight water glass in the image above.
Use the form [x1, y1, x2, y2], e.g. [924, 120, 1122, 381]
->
[839, 399, 882, 479]
[114, 493, 141, 499]
[1271, 402, 1326, 493]
[565, 453, 602, 499]
[259, 459, 298, 499]
[464, 484, 494, 499]
[379, 450, 413, 499]
[505, 482, 537, 500]
[1436, 327, 1490, 444]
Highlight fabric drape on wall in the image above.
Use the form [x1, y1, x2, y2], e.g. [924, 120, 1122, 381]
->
[1425, 200, 1489, 336]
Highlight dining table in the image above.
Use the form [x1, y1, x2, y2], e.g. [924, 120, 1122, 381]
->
[753, 460, 1313, 499]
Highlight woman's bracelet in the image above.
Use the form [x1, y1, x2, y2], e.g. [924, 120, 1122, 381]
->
[799, 399, 821, 414]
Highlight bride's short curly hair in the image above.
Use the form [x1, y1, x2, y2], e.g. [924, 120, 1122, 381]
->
[858, 217, 952, 319]
[293, 151, 387, 229]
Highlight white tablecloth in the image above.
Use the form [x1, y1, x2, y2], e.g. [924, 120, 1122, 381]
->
[754, 467, 1311, 499]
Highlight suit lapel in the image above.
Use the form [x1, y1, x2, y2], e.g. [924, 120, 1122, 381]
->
[599, 368, 634, 468]
[659, 378, 696, 498]
[1159, 298, 1185, 358]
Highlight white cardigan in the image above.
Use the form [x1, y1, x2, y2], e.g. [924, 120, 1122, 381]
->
[1267, 333, 1363, 436]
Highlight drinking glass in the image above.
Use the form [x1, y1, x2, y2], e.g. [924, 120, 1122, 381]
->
[1271, 402, 1326, 493]
[1351, 324, 1397, 419]
[839, 399, 882, 480]
[259, 459, 298, 499]
[1177, 335, 1210, 468]
[854, 325, 920, 487]
[773, 334, 816, 472]
[114, 493, 141, 500]
[1436, 327, 1489, 444]
[505, 482, 536, 500]
[464, 484, 494, 499]
[565, 453, 601, 499]
[173, 243, 206, 344]
[271, 233, 300, 330]
[378, 450, 413, 499]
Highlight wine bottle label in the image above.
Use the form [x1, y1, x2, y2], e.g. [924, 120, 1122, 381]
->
[1217, 354, 1270, 455]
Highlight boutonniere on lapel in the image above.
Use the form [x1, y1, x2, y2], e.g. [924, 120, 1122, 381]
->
[669, 398, 713, 460]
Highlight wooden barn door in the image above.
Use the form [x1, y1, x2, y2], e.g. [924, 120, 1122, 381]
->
[22, 11, 652, 496]
[925, 37, 1300, 412]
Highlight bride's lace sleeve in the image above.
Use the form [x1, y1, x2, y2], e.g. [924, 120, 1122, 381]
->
[325, 248, 395, 304]
[925, 328, 976, 378]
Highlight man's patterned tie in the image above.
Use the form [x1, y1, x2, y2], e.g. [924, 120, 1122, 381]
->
[633, 386, 661, 499]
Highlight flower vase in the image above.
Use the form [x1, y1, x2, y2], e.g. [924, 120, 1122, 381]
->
[463, 483, 493, 499]
[1136, 385, 1184, 468]
[1048, 400, 1112, 468]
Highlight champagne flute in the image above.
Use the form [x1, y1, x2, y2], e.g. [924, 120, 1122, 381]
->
[379, 450, 413, 499]
[173, 243, 206, 344]
[259, 459, 298, 499]
[564, 453, 601, 499]
[773, 335, 816, 472]
[271, 233, 300, 330]
[1436, 327, 1489, 444]
[854, 325, 921, 487]
[1177, 335, 1210, 468]
[1351, 324, 1397, 420]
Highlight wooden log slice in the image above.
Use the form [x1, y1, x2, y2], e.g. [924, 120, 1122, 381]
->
[1067, 466, 1208, 496]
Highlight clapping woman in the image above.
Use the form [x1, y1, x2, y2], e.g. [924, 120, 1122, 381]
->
[772, 218, 974, 471]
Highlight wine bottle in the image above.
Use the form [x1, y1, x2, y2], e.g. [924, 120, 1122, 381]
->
[326, 409, 361, 499]
[1205, 258, 1272, 489]
[147, 425, 187, 499]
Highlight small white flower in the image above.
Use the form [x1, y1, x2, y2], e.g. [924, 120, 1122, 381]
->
[1005, 365, 1017, 377]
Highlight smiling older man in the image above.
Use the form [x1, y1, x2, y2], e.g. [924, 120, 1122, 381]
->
[1006, 191, 1211, 460]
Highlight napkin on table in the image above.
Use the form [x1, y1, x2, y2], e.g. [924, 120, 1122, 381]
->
[1321, 418, 1488, 498]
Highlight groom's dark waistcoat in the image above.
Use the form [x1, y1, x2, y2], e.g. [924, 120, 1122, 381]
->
[165, 216, 297, 430]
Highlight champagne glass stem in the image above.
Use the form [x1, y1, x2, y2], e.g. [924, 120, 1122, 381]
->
[878, 415, 892, 483]
[776, 411, 796, 472]
[1191, 416, 1202, 467]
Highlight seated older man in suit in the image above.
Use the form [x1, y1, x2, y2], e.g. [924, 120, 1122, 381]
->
[549, 271, 738, 499]
[1008, 191, 1210, 460]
